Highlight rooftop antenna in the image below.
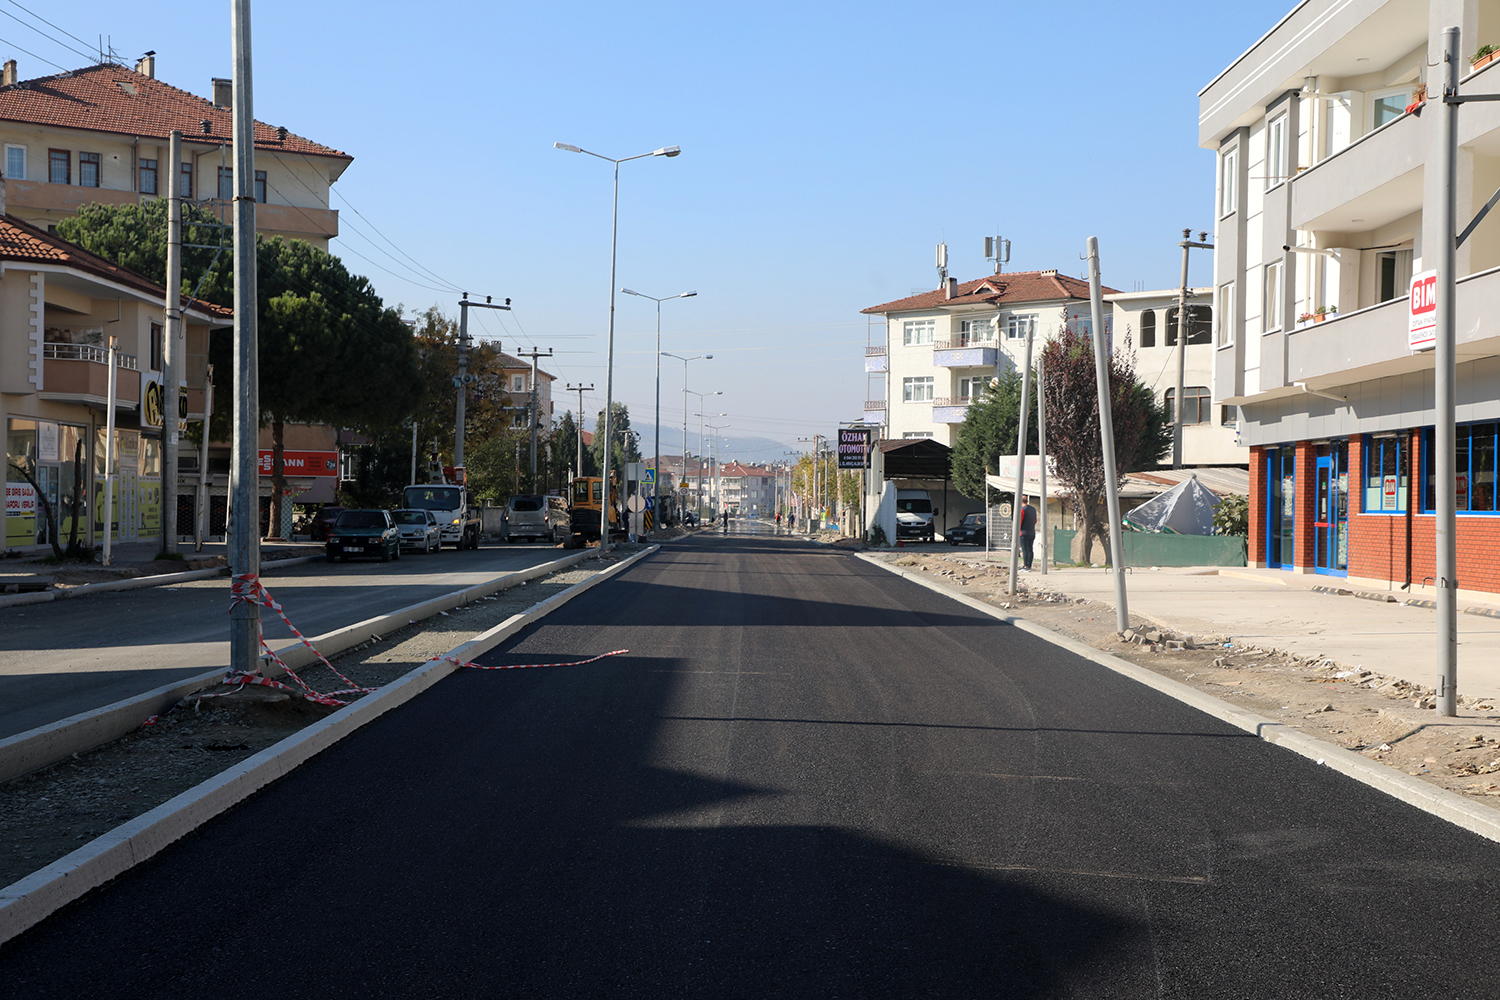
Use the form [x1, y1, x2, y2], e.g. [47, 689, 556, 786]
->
[984, 235, 1011, 274]
[936, 242, 948, 288]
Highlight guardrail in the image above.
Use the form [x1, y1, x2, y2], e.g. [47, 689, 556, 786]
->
[42, 343, 140, 370]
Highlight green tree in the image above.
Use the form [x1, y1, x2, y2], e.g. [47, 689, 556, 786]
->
[591, 402, 640, 479]
[56, 200, 234, 307]
[1041, 322, 1171, 562]
[951, 370, 1039, 502]
[552, 411, 596, 480]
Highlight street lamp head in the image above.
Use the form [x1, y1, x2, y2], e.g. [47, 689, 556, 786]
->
[680, 292, 697, 298]
[621, 288, 641, 297]
[553, 142, 583, 153]
[654, 146, 681, 157]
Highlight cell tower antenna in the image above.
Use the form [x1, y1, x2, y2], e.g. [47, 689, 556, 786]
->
[984, 234, 1011, 274]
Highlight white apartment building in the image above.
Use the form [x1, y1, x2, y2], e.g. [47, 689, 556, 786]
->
[862, 271, 1243, 465]
[1202, 0, 1500, 595]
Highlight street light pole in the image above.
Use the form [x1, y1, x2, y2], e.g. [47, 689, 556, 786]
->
[666, 354, 712, 521]
[624, 289, 696, 527]
[688, 392, 723, 518]
[554, 141, 681, 555]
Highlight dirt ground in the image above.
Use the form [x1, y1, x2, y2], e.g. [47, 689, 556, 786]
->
[0, 555, 631, 889]
[871, 550, 1500, 807]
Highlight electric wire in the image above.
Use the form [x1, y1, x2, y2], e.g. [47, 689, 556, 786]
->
[3, 0, 95, 55]
[0, 7, 95, 64]
[0, 34, 67, 73]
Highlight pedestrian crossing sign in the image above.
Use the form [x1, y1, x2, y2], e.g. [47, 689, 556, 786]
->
[643, 469, 655, 485]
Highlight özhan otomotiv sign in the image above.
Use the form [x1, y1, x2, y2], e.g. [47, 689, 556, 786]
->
[838, 428, 871, 469]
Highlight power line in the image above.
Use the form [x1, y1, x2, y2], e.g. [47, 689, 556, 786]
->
[0, 7, 94, 63]
[3, 1, 95, 55]
[0, 33, 68, 73]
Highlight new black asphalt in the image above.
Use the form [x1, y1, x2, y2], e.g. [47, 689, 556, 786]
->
[4, 525, 1499, 997]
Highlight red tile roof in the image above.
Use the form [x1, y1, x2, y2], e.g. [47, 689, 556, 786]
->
[0, 63, 350, 160]
[862, 270, 1120, 314]
[0, 213, 231, 318]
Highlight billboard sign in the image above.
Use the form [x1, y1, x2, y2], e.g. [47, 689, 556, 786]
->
[1409, 269, 1438, 351]
[838, 428, 871, 469]
[257, 450, 340, 477]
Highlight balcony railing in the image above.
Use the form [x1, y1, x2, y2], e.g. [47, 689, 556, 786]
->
[864, 400, 887, 410]
[932, 397, 973, 407]
[43, 343, 140, 370]
[865, 345, 887, 357]
[935, 336, 997, 350]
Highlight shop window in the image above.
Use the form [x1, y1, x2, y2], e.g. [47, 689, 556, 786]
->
[1363, 434, 1408, 513]
[1423, 421, 1500, 512]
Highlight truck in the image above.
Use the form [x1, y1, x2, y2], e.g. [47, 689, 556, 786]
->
[402, 482, 482, 550]
[568, 475, 626, 546]
[895, 488, 938, 543]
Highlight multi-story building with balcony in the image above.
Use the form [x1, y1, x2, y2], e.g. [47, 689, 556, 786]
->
[2, 214, 229, 551]
[1203, 0, 1500, 596]
[0, 56, 350, 249]
[861, 270, 1243, 465]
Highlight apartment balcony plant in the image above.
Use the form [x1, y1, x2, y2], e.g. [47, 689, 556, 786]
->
[1296, 305, 1338, 329]
[1474, 44, 1498, 71]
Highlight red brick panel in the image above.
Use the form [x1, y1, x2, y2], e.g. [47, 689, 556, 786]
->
[1294, 442, 1317, 570]
[1248, 445, 1265, 564]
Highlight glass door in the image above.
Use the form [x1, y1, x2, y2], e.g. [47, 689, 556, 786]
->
[1265, 448, 1295, 569]
[1313, 443, 1348, 575]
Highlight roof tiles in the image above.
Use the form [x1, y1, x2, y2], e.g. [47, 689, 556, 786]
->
[862, 270, 1120, 314]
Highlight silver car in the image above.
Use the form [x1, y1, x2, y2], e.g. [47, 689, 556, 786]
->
[392, 508, 441, 553]
[503, 494, 569, 544]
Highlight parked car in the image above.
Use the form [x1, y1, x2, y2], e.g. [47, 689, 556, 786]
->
[309, 506, 345, 542]
[947, 512, 987, 546]
[503, 494, 570, 544]
[895, 489, 938, 542]
[325, 509, 400, 562]
[392, 508, 441, 553]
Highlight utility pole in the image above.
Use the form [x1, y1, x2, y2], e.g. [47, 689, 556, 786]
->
[195, 364, 214, 551]
[228, 0, 260, 680]
[1038, 347, 1048, 575]
[1008, 322, 1035, 596]
[1086, 236, 1129, 632]
[1435, 26, 1461, 714]
[1173, 229, 1215, 468]
[517, 347, 553, 490]
[565, 383, 593, 481]
[103, 334, 118, 566]
[453, 294, 511, 471]
[161, 128, 182, 556]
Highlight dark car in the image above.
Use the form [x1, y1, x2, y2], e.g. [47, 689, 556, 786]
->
[308, 506, 345, 542]
[947, 512, 987, 546]
[325, 509, 400, 562]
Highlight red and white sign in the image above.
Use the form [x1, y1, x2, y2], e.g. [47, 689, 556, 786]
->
[257, 450, 339, 477]
[1409, 269, 1438, 350]
[5, 482, 36, 515]
[1383, 474, 1399, 510]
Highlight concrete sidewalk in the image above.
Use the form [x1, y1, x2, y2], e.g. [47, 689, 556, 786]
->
[1006, 562, 1500, 701]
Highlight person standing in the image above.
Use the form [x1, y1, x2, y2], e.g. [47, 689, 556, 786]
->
[1018, 495, 1037, 572]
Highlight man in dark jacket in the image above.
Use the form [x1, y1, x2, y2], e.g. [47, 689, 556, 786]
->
[1019, 495, 1037, 571]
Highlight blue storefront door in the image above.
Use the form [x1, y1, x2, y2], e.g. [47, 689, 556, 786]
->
[1313, 451, 1348, 575]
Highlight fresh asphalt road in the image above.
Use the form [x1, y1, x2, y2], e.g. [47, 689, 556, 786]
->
[0, 541, 572, 740]
[6, 522, 1500, 997]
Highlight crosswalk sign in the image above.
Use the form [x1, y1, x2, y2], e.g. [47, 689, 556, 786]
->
[643, 469, 656, 485]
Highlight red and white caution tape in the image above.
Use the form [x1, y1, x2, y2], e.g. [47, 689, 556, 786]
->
[226, 572, 377, 707]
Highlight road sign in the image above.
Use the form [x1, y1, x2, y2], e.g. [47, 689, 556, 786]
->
[626, 493, 647, 513]
[643, 468, 655, 485]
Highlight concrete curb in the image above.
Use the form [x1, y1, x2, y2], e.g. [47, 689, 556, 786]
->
[0, 544, 658, 948]
[856, 551, 1500, 847]
[0, 554, 322, 610]
[0, 550, 595, 784]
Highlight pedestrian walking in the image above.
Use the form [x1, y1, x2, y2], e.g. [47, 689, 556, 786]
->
[788, 510, 796, 531]
[1018, 495, 1037, 572]
[775, 511, 782, 532]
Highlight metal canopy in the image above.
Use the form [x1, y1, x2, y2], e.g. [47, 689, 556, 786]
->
[877, 438, 951, 481]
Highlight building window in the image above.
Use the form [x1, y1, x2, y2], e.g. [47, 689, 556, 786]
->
[149, 322, 164, 373]
[1006, 313, 1037, 340]
[218, 166, 233, 201]
[902, 320, 934, 346]
[254, 170, 267, 203]
[901, 431, 934, 439]
[1165, 304, 1212, 347]
[1377, 249, 1414, 303]
[1371, 87, 1410, 130]
[49, 148, 69, 184]
[1263, 261, 1282, 333]
[1424, 421, 1499, 513]
[1219, 146, 1237, 218]
[1140, 309, 1156, 348]
[138, 158, 158, 195]
[79, 151, 101, 188]
[902, 376, 934, 403]
[5, 144, 25, 181]
[1266, 114, 1287, 188]
[958, 316, 994, 345]
[181, 162, 193, 200]
[511, 374, 526, 392]
[1164, 386, 1212, 424]
[1217, 284, 1235, 348]
[958, 376, 987, 401]
[1364, 434, 1408, 513]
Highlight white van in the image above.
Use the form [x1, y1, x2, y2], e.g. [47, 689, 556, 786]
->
[895, 489, 937, 542]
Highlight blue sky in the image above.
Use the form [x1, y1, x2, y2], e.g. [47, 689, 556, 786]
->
[19, 0, 1293, 462]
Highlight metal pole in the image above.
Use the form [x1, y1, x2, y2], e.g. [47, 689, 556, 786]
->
[410, 421, 417, 486]
[653, 300, 661, 522]
[1087, 236, 1129, 631]
[601, 161, 620, 557]
[103, 336, 117, 566]
[1436, 25, 1460, 715]
[1038, 346, 1049, 574]
[519, 347, 552, 489]
[455, 297, 469, 469]
[161, 128, 182, 555]
[228, 0, 261, 678]
[195, 364, 213, 551]
[1008, 323, 1035, 595]
[1174, 229, 1191, 469]
[682, 366, 690, 515]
